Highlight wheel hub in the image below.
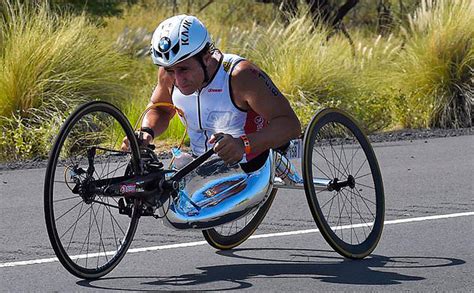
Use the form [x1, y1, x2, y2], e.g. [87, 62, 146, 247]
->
[347, 175, 355, 189]
[328, 175, 356, 192]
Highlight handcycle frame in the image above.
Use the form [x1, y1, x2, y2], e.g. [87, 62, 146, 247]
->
[77, 138, 331, 230]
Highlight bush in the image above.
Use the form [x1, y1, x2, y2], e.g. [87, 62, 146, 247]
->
[393, 0, 473, 128]
[1, 0, 472, 162]
[222, 15, 397, 131]
[0, 1, 134, 159]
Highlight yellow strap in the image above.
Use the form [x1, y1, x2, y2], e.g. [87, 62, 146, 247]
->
[135, 102, 188, 169]
[150, 102, 184, 117]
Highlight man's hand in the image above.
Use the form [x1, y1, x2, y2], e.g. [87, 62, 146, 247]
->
[121, 131, 154, 151]
[209, 133, 245, 165]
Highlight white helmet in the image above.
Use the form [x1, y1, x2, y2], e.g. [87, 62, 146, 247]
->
[151, 15, 211, 67]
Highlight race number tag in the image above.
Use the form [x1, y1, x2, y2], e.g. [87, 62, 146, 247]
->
[285, 139, 303, 159]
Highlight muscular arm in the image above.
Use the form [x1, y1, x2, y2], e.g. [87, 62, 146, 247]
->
[231, 61, 301, 154]
[142, 67, 176, 138]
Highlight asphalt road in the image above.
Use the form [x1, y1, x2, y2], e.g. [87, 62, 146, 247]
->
[1, 135, 473, 292]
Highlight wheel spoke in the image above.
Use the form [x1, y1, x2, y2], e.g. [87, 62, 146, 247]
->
[313, 148, 346, 179]
[77, 204, 93, 267]
[355, 182, 375, 190]
[353, 158, 368, 178]
[66, 203, 84, 251]
[107, 197, 120, 250]
[347, 145, 361, 175]
[56, 199, 84, 222]
[346, 189, 370, 239]
[90, 202, 108, 264]
[53, 195, 81, 203]
[100, 160, 129, 185]
[352, 187, 377, 206]
[335, 191, 345, 240]
[91, 197, 120, 209]
[341, 189, 373, 228]
[329, 136, 350, 178]
[338, 142, 350, 178]
[325, 191, 336, 226]
[341, 139, 352, 176]
[59, 204, 92, 240]
[354, 172, 372, 180]
[319, 191, 338, 210]
[339, 189, 355, 243]
[311, 161, 333, 182]
[353, 188, 377, 219]
[105, 202, 128, 236]
[329, 139, 337, 178]
[315, 145, 335, 178]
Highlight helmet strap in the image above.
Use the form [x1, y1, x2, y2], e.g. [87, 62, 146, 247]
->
[197, 56, 210, 85]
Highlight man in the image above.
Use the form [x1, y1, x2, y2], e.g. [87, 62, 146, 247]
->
[122, 15, 301, 166]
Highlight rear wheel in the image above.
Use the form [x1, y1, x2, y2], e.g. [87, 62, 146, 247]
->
[44, 101, 141, 279]
[302, 108, 384, 259]
[202, 189, 277, 250]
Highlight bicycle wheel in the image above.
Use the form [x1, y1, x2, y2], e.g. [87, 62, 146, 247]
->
[202, 188, 277, 250]
[44, 101, 142, 279]
[302, 108, 384, 259]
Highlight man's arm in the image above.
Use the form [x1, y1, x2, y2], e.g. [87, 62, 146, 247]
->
[121, 68, 175, 150]
[232, 61, 301, 153]
[141, 67, 176, 138]
[211, 60, 301, 163]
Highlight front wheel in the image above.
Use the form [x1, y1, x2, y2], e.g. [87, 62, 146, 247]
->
[302, 108, 384, 259]
[44, 101, 142, 279]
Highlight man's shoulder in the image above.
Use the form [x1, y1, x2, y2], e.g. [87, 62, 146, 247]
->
[231, 59, 259, 76]
[231, 60, 264, 87]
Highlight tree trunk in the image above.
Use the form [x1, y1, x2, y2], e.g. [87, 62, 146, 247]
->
[377, 0, 393, 35]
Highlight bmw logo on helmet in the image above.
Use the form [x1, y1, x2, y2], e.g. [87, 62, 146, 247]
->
[158, 37, 171, 52]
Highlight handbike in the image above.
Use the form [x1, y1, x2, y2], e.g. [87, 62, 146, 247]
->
[44, 101, 384, 279]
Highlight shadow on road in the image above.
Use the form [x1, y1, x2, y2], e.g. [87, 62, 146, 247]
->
[77, 247, 465, 291]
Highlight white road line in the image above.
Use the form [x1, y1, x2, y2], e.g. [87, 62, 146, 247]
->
[1, 211, 473, 269]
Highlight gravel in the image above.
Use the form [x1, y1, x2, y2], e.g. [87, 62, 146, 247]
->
[0, 127, 472, 171]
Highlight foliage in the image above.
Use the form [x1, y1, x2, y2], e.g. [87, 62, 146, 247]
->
[0, 99, 73, 161]
[393, 0, 473, 128]
[0, 1, 134, 159]
[0, 0, 472, 162]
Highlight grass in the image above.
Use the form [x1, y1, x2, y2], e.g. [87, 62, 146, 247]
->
[0, 1, 135, 160]
[0, 0, 472, 162]
[392, 0, 473, 128]
[221, 15, 400, 131]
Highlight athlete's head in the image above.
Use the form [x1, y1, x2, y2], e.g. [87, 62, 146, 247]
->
[151, 15, 213, 94]
[151, 15, 211, 68]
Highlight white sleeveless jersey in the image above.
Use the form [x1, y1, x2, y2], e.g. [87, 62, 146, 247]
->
[172, 53, 265, 157]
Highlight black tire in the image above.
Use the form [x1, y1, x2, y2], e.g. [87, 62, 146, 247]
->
[302, 108, 384, 259]
[202, 188, 277, 250]
[44, 101, 142, 279]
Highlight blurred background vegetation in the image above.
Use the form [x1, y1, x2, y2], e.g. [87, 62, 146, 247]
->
[0, 0, 472, 161]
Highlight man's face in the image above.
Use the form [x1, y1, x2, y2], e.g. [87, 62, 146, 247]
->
[164, 56, 205, 95]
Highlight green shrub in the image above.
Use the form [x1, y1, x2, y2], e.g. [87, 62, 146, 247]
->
[0, 99, 71, 161]
[0, 1, 134, 159]
[221, 15, 398, 131]
[393, 0, 473, 128]
[1, 0, 473, 162]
